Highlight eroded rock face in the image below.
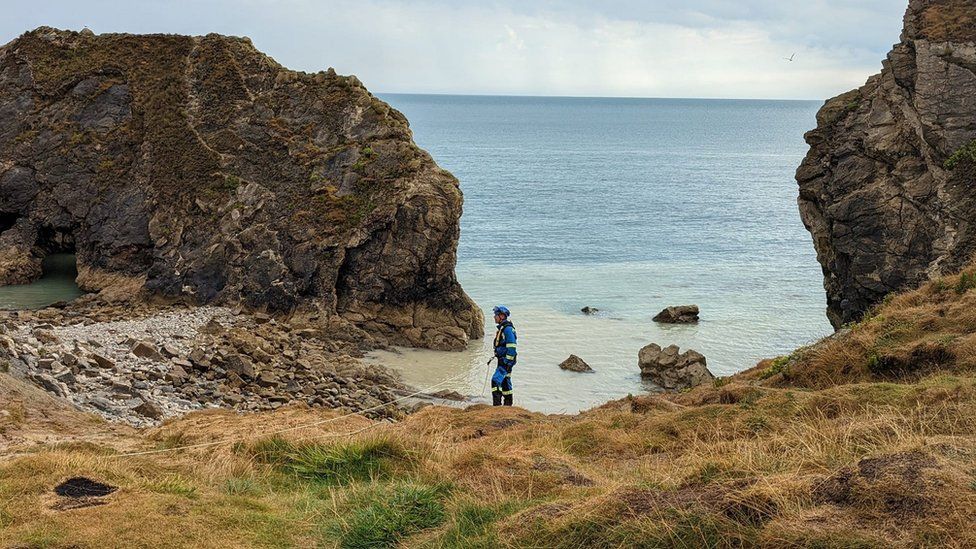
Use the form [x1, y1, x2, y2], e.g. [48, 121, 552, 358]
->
[797, 0, 976, 328]
[638, 343, 714, 391]
[0, 27, 482, 349]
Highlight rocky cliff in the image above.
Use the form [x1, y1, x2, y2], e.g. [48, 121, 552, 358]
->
[797, 0, 976, 328]
[0, 27, 482, 350]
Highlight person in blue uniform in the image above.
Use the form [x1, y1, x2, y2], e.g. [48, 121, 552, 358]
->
[491, 305, 517, 406]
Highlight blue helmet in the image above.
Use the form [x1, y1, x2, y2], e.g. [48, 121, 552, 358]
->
[492, 305, 511, 318]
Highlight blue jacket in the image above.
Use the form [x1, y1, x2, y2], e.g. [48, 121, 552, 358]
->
[493, 320, 517, 369]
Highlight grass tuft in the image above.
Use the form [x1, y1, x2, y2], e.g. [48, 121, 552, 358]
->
[245, 436, 410, 485]
[339, 482, 450, 549]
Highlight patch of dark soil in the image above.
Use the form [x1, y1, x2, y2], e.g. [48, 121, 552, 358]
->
[531, 455, 594, 487]
[616, 479, 777, 527]
[519, 502, 572, 521]
[871, 343, 954, 380]
[814, 451, 939, 519]
[55, 477, 117, 498]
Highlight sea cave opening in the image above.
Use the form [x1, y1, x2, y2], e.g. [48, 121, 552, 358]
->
[0, 225, 86, 310]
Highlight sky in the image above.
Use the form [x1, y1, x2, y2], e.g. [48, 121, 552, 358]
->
[0, 0, 909, 99]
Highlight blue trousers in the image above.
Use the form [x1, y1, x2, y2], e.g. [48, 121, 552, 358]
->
[491, 365, 513, 406]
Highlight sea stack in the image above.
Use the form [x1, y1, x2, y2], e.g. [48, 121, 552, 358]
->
[797, 0, 976, 328]
[0, 27, 482, 350]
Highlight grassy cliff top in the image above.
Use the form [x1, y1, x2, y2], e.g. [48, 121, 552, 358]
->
[4, 264, 976, 547]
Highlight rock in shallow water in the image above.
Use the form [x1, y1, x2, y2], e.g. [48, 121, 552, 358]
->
[652, 305, 699, 324]
[638, 343, 713, 391]
[559, 354, 594, 373]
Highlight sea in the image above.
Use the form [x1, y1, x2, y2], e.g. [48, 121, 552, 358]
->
[369, 94, 833, 413]
[0, 94, 834, 414]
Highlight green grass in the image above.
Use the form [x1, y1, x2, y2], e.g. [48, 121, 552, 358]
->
[758, 355, 791, 380]
[144, 474, 199, 498]
[432, 500, 525, 548]
[956, 272, 976, 294]
[338, 482, 451, 548]
[246, 436, 410, 485]
[945, 140, 976, 170]
[222, 475, 261, 496]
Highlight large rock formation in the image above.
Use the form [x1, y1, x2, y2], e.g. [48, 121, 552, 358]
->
[0, 28, 482, 350]
[797, 0, 976, 328]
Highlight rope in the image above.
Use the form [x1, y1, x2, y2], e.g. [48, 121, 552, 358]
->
[109, 370, 470, 458]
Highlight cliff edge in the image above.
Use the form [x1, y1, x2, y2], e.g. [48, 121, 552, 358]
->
[797, 0, 976, 328]
[0, 28, 482, 350]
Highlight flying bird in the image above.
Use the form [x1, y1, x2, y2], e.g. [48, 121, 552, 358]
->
[784, 52, 796, 62]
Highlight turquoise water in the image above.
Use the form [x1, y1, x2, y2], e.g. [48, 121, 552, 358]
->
[371, 95, 833, 413]
[0, 253, 83, 310]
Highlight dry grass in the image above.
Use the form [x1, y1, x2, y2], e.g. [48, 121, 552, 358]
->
[919, 0, 976, 42]
[2, 372, 976, 547]
[6, 268, 976, 546]
[742, 265, 976, 390]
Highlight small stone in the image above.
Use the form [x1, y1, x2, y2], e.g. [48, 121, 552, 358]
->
[61, 352, 78, 367]
[160, 344, 180, 358]
[54, 369, 77, 384]
[88, 397, 116, 412]
[110, 380, 136, 395]
[30, 372, 66, 397]
[133, 399, 163, 420]
[198, 319, 224, 335]
[188, 348, 208, 365]
[166, 365, 189, 384]
[256, 371, 279, 388]
[37, 357, 56, 369]
[131, 340, 163, 361]
[558, 354, 595, 373]
[90, 353, 115, 369]
[34, 330, 60, 344]
[224, 354, 255, 379]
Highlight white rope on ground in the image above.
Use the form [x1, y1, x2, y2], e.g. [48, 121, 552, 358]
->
[109, 370, 471, 458]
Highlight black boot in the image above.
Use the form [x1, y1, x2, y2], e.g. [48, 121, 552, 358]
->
[503, 394, 513, 406]
[492, 390, 502, 406]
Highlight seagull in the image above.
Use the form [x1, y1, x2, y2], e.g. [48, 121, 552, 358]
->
[784, 52, 796, 62]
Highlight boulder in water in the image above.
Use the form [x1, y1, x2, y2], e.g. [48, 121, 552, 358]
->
[653, 305, 699, 324]
[559, 354, 594, 373]
[580, 306, 599, 315]
[638, 343, 713, 391]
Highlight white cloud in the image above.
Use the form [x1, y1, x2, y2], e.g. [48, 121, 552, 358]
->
[0, 0, 909, 99]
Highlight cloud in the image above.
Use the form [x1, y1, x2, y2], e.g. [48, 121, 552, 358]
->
[0, 0, 909, 99]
